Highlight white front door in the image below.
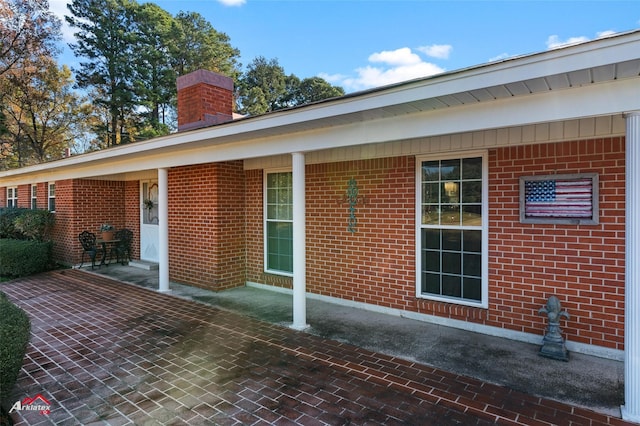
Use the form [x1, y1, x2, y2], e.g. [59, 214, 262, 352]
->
[140, 180, 159, 262]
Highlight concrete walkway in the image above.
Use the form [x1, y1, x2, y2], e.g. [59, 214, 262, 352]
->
[0, 267, 631, 425]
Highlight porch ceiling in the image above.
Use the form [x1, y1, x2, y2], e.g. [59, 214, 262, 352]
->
[2, 30, 640, 185]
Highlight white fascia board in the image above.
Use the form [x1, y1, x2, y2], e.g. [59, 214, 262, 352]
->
[88, 76, 637, 172]
[161, 77, 640, 165]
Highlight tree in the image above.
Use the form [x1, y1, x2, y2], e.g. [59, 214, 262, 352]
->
[236, 57, 345, 115]
[66, 0, 138, 148]
[292, 76, 345, 105]
[131, 2, 175, 134]
[0, 0, 60, 77]
[0, 59, 84, 169]
[67, 1, 242, 143]
[170, 11, 241, 79]
[0, 0, 69, 169]
[236, 56, 287, 115]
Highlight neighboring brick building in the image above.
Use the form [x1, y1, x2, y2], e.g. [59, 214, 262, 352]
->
[3, 30, 640, 421]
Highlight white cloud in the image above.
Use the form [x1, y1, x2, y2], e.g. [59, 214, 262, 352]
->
[217, 0, 246, 6]
[546, 34, 589, 49]
[488, 53, 512, 62]
[546, 30, 619, 50]
[596, 30, 617, 38]
[417, 44, 452, 59]
[318, 72, 348, 84]
[323, 46, 446, 92]
[368, 47, 421, 66]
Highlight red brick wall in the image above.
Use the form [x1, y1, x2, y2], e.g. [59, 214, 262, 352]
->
[246, 158, 416, 309]
[50, 179, 131, 265]
[168, 161, 246, 290]
[245, 170, 270, 284]
[35, 182, 47, 209]
[17, 184, 30, 208]
[50, 179, 74, 262]
[124, 181, 141, 260]
[306, 158, 416, 309]
[245, 138, 625, 350]
[489, 138, 625, 350]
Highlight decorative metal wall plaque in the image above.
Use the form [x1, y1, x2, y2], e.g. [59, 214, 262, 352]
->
[339, 178, 366, 233]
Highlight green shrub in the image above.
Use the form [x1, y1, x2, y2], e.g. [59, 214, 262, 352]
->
[0, 291, 31, 404]
[0, 208, 25, 240]
[13, 210, 54, 242]
[0, 240, 53, 278]
[0, 208, 54, 241]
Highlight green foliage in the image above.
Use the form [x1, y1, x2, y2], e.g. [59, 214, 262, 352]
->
[0, 0, 68, 170]
[131, 2, 176, 135]
[0, 239, 53, 278]
[171, 11, 241, 79]
[0, 291, 31, 404]
[0, 208, 25, 239]
[294, 77, 345, 104]
[67, 0, 138, 148]
[0, 208, 54, 241]
[237, 56, 286, 115]
[66, 0, 241, 146]
[13, 210, 54, 241]
[0, 60, 82, 169]
[236, 57, 345, 115]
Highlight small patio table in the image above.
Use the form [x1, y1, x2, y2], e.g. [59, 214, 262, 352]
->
[95, 239, 121, 267]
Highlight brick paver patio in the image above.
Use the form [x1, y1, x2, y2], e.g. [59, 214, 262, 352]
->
[1, 270, 632, 425]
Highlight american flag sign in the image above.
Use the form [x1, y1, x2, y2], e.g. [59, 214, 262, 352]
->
[524, 178, 593, 218]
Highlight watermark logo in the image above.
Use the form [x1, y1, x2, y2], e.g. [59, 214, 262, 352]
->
[9, 394, 51, 416]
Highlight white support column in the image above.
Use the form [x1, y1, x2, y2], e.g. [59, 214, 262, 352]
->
[623, 111, 640, 422]
[158, 168, 170, 293]
[291, 152, 308, 330]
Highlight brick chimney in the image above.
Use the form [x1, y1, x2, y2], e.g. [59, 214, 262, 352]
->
[177, 69, 234, 132]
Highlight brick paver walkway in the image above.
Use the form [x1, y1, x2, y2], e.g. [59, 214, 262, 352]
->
[1, 270, 632, 425]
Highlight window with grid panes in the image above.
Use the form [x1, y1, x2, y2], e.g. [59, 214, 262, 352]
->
[31, 185, 37, 209]
[418, 153, 487, 306]
[265, 171, 293, 274]
[7, 187, 17, 208]
[48, 183, 56, 212]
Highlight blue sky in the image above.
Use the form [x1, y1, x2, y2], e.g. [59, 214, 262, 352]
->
[50, 0, 640, 93]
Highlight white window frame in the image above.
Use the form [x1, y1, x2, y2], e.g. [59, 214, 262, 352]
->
[415, 150, 489, 308]
[7, 187, 17, 208]
[263, 168, 293, 277]
[31, 184, 38, 209]
[48, 183, 56, 212]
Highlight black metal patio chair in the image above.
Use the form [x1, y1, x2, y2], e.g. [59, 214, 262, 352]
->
[114, 228, 133, 265]
[78, 231, 104, 269]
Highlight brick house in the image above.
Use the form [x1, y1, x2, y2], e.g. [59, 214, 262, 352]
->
[2, 30, 640, 420]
